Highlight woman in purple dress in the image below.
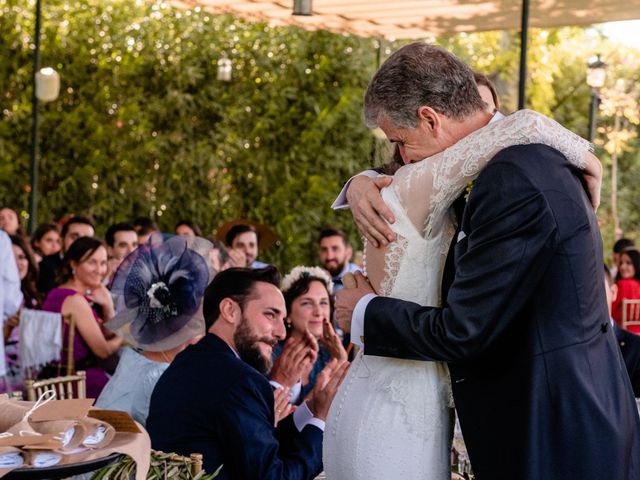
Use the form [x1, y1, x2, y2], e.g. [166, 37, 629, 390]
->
[42, 237, 122, 397]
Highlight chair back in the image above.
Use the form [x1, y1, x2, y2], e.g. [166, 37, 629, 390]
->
[24, 371, 87, 401]
[622, 299, 640, 331]
[62, 313, 76, 375]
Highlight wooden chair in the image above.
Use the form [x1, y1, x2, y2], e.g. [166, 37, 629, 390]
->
[61, 313, 76, 376]
[24, 370, 86, 401]
[622, 299, 640, 331]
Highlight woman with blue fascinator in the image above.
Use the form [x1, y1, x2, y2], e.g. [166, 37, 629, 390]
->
[96, 233, 214, 426]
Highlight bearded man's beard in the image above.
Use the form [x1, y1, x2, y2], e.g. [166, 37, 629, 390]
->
[234, 315, 276, 375]
[324, 259, 346, 277]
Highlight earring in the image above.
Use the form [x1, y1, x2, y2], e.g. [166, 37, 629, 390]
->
[286, 318, 292, 328]
[72, 269, 76, 276]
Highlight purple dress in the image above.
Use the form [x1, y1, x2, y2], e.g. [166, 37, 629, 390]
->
[42, 288, 109, 398]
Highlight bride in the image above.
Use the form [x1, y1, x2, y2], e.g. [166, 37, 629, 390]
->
[323, 95, 600, 478]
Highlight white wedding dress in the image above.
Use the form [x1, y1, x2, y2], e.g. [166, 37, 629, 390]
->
[323, 110, 592, 479]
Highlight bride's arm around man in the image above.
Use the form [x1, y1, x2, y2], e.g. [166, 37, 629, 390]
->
[337, 42, 640, 480]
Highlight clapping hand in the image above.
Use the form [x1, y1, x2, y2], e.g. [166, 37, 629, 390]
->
[305, 358, 350, 421]
[319, 319, 347, 362]
[273, 387, 294, 426]
[270, 332, 319, 388]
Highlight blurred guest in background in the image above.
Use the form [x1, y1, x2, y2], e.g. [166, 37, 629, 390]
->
[318, 228, 361, 294]
[612, 238, 636, 279]
[42, 237, 122, 397]
[0, 207, 23, 237]
[225, 224, 268, 269]
[37, 215, 95, 295]
[175, 220, 202, 238]
[31, 223, 61, 263]
[133, 217, 159, 246]
[613, 249, 640, 334]
[104, 222, 138, 284]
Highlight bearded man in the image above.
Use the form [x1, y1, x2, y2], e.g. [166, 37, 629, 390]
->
[146, 266, 348, 479]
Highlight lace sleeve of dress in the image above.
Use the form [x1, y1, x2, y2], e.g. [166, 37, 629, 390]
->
[392, 109, 593, 237]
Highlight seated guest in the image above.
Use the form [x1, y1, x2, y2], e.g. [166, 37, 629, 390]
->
[37, 215, 95, 295]
[224, 224, 269, 268]
[147, 266, 349, 478]
[104, 222, 138, 284]
[132, 217, 159, 245]
[2, 235, 40, 392]
[0, 207, 23, 236]
[272, 266, 347, 404]
[612, 249, 640, 333]
[606, 265, 640, 397]
[31, 223, 61, 263]
[206, 237, 235, 274]
[612, 238, 635, 279]
[42, 237, 122, 397]
[96, 235, 212, 425]
[318, 228, 361, 293]
[175, 220, 202, 238]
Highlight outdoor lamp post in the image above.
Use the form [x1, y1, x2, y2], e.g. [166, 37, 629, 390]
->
[217, 58, 232, 82]
[586, 54, 606, 143]
[29, 0, 64, 234]
[293, 0, 312, 16]
[28, 65, 60, 234]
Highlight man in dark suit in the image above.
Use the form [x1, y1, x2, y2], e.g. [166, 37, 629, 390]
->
[336, 43, 640, 480]
[147, 266, 348, 479]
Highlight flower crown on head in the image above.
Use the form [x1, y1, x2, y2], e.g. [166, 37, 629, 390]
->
[281, 265, 334, 295]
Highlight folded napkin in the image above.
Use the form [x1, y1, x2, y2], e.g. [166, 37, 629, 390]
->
[19, 310, 62, 372]
[80, 417, 115, 449]
[23, 450, 63, 468]
[0, 447, 23, 469]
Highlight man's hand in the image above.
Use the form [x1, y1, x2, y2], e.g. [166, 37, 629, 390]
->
[305, 358, 350, 421]
[335, 272, 375, 334]
[228, 248, 247, 268]
[582, 152, 602, 211]
[273, 387, 294, 426]
[346, 175, 396, 247]
[270, 333, 318, 388]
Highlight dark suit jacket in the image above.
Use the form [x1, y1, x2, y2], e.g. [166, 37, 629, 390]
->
[146, 333, 323, 479]
[364, 144, 640, 480]
[614, 323, 640, 397]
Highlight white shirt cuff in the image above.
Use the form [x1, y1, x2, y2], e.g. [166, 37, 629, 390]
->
[270, 380, 302, 404]
[269, 380, 283, 390]
[351, 293, 378, 348]
[293, 401, 325, 432]
[331, 170, 379, 209]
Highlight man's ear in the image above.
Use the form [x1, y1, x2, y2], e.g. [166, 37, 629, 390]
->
[346, 246, 353, 262]
[417, 106, 440, 133]
[219, 298, 241, 325]
[106, 246, 114, 258]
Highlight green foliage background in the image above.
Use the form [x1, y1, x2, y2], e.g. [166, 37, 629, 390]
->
[1, 0, 639, 269]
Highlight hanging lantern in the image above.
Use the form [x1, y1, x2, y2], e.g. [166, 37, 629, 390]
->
[293, 0, 312, 16]
[35, 67, 60, 102]
[217, 58, 232, 82]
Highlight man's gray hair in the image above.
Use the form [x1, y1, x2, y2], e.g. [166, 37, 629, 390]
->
[364, 43, 486, 129]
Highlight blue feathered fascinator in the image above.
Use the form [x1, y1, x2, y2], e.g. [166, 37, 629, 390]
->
[107, 234, 213, 351]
